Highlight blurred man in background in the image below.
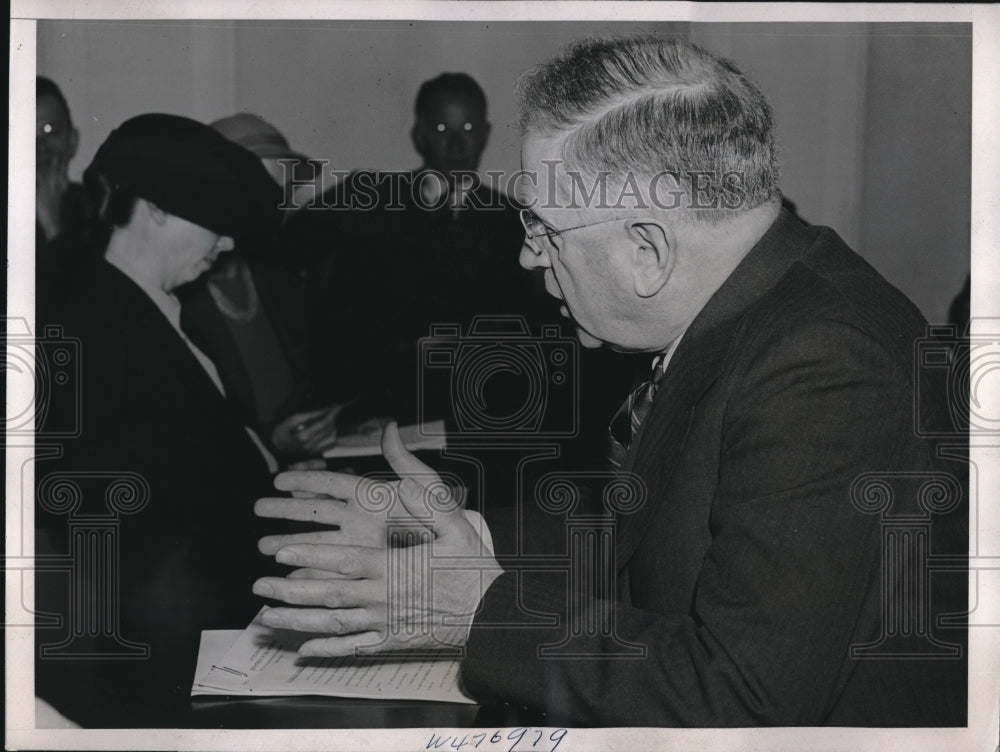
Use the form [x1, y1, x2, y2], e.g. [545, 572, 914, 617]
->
[36, 76, 84, 247]
[35, 76, 98, 293]
[295, 73, 545, 420]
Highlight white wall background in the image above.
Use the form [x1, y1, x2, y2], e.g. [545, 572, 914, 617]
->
[37, 20, 970, 323]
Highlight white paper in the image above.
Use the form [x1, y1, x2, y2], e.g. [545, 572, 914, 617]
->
[192, 612, 474, 704]
[322, 420, 446, 458]
[191, 630, 243, 696]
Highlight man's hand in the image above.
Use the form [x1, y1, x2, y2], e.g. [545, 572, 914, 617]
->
[253, 422, 502, 655]
[256, 465, 408, 550]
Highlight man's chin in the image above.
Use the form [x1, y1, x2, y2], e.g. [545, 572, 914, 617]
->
[575, 327, 604, 349]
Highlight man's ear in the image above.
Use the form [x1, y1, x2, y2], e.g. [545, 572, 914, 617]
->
[626, 220, 676, 298]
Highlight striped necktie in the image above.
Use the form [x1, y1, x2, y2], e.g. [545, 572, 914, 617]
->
[607, 355, 666, 472]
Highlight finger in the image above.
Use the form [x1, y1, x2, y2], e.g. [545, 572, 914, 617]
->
[259, 530, 351, 555]
[296, 403, 344, 430]
[292, 404, 343, 440]
[299, 633, 384, 658]
[296, 417, 335, 445]
[300, 430, 337, 455]
[263, 535, 388, 558]
[287, 567, 361, 580]
[260, 606, 377, 635]
[381, 421, 436, 481]
[274, 543, 382, 578]
[381, 420, 443, 513]
[326, 401, 350, 419]
[382, 422, 463, 533]
[291, 490, 327, 499]
[310, 441, 338, 458]
[252, 576, 371, 608]
[287, 406, 328, 430]
[318, 403, 345, 426]
[255, 497, 348, 525]
[310, 431, 340, 454]
[287, 459, 328, 472]
[274, 470, 375, 501]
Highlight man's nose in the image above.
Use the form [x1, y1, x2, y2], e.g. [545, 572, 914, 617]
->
[519, 237, 549, 271]
[216, 235, 235, 253]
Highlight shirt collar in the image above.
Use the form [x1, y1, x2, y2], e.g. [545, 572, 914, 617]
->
[656, 330, 686, 376]
[417, 169, 478, 210]
[419, 171, 449, 206]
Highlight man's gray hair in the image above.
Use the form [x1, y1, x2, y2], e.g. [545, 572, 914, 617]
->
[516, 36, 780, 220]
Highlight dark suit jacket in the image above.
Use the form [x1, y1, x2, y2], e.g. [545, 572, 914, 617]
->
[35, 259, 275, 727]
[462, 210, 968, 726]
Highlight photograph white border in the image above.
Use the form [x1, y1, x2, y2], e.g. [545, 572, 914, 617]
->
[8, 3, 999, 751]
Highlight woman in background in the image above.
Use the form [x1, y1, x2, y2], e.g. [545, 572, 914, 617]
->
[35, 114, 283, 727]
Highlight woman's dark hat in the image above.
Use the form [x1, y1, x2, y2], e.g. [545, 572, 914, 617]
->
[85, 113, 282, 237]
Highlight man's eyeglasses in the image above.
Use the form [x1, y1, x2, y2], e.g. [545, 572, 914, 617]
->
[519, 208, 636, 255]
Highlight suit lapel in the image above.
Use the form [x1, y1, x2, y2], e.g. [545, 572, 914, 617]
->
[615, 321, 737, 567]
[614, 209, 816, 569]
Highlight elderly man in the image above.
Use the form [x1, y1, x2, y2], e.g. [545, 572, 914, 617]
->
[252, 37, 967, 726]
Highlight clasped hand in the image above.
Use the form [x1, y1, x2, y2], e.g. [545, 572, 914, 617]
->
[253, 422, 503, 656]
[270, 402, 345, 456]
